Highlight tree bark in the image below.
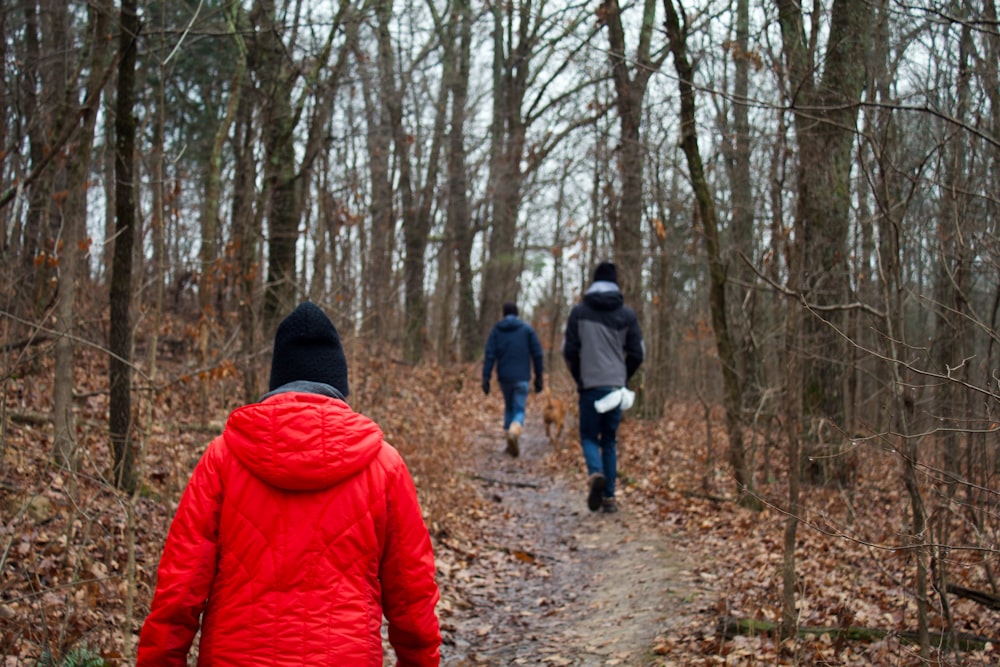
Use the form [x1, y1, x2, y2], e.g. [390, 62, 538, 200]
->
[480, 0, 531, 339]
[360, 0, 400, 342]
[227, 0, 261, 403]
[19, 0, 62, 315]
[53, 0, 112, 473]
[252, 0, 302, 332]
[775, 0, 870, 478]
[599, 0, 661, 310]
[874, 125, 931, 658]
[110, 0, 140, 493]
[662, 0, 751, 498]
[401, 0, 454, 364]
[447, 0, 478, 363]
[931, 20, 974, 499]
[726, 0, 762, 423]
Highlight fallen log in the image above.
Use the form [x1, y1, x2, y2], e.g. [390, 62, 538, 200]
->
[7, 411, 51, 426]
[0, 333, 52, 352]
[946, 583, 1000, 611]
[717, 616, 994, 652]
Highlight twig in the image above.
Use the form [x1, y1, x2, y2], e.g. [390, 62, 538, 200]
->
[469, 474, 540, 489]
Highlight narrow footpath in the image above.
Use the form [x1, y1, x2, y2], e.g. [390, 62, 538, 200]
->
[437, 410, 710, 666]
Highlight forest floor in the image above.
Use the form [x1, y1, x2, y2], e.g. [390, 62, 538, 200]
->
[2, 343, 999, 666]
[435, 409, 711, 666]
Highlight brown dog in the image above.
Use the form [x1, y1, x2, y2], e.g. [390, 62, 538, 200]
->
[542, 387, 567, 445]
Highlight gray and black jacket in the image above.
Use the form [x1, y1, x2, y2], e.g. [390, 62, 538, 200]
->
[562, 281, 644, 391]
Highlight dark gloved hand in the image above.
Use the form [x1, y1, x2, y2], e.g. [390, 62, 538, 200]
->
[534, 377, 543, 393]
[482, 381, 490, 395]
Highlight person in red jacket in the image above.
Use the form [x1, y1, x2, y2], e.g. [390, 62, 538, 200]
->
[137, 301, 441, 666]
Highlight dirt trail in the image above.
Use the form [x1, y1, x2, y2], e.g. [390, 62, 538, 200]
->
[439, 411, 711, 666]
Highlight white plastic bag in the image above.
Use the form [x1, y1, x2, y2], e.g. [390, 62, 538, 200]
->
[594, 387, 635, 413]
[620, 387, 635, 410]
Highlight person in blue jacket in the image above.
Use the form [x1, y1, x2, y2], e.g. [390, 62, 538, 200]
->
[482, 302, 544, 457]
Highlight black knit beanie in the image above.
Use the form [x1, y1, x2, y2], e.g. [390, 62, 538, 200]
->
[594, 261, 618, 285]
[502, 302, 518, 317]
[268, 302, 349, 396]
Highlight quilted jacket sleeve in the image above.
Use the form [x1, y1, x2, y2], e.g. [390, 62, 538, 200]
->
[136, 437, 225, 667]
[379, 445, 442, 667]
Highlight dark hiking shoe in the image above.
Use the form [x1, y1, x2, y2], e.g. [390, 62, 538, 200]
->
[602, 497, 618, 514]
[587, 473, 606, 511]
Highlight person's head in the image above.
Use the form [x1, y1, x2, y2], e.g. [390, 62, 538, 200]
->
[593, 261, 618, 285]
[502, 302, 518, 317]
[269, 301, 349, 396]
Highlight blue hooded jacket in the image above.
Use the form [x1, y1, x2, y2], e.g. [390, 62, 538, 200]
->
[483, 316, 544, 387]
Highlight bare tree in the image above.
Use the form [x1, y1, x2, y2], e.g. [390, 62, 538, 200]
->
[250, 0, 302, 330]
[17, 0, 62, 316]
[479, 0, 533, 337]
[53, 0, 113, 473]
[446, 0, 478, 363]
[399, 0, 451, 364]
[597, 0, 665, 307]
[775, 0, 871, 470]
[109, 0, 140, 493]
[358, 0, 400, 342]
[224, 0, 266, 403]
[662, 0, 752, 501]
[480, 0, 605, 340]
[722, 0, 765, 425]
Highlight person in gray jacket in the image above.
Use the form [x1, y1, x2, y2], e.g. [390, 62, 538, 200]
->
[562, 262, 644, 513]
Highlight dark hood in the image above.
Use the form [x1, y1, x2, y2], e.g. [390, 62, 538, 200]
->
[583, 283, 624, 311]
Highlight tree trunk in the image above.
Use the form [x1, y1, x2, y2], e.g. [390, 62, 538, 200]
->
[447, 1, 478, 363]
[110, 0, 140, 493]
[874, 137, 931, 657]
[372, 1, 422, 361]
[251, 0, 301, 332]
[663, 0, 752, 499]
[931, 21, 974, 498]
[545, 157, 572, 374]
[356, 0, 400, 342]
[646, 149, 679, 420]
[198, 64, 241, 316]
[402, 0, 454, 364]
[480, 0, 533, 339]
[775, 0, 870, 481]
[18, 0, 64, 317]
[53, 0, 112, 473]
[727, 0, 762, 424]
[600, 0, 659, 312]
[228, 0, 261, 402]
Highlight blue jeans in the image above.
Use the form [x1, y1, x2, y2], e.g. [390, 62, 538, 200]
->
[578, 387, 622, 498]
[501, 380, 530, 430]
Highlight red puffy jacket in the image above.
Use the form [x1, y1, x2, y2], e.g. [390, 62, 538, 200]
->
[136, 391, 441, 666]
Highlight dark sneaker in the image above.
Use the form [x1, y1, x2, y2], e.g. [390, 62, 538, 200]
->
[587, 473, 606, 511]
[602, 497, 618, 514]
[506, 422, 521, 457]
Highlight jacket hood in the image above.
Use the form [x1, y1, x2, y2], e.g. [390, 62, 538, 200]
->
[584, 282, 624, 311]
[223, 391, 383, 491]
[496, 315, 526, 332]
